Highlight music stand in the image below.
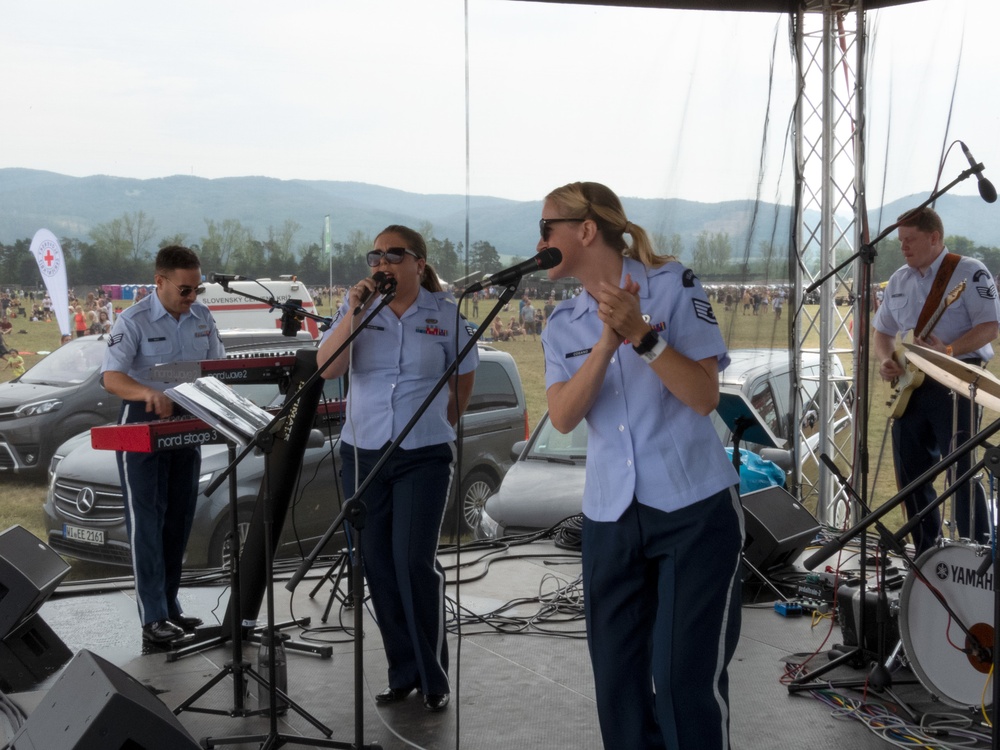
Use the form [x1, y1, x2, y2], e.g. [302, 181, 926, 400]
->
[716, 386, 791, 601]
[162, 379, 340, 746]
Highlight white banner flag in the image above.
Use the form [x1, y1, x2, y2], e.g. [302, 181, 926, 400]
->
[29, 229, 71, 337]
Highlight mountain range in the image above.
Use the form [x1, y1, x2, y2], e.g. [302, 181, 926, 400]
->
[1, 168, 997, 261]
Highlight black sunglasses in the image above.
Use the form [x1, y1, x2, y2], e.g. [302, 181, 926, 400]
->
[163, 277, 205, 297]
[366, 247, 419, 267]
[539, 218, 583, 242]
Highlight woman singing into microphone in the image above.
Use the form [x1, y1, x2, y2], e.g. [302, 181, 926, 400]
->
[317, 224, 478, 711]
[538, 182, 742, 749]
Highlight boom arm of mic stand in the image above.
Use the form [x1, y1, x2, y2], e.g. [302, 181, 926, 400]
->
[286, 282, 522, 592]
[807, 163, 983, 297]
[213, 281, 336, 332]
[203, 291, 397, 499]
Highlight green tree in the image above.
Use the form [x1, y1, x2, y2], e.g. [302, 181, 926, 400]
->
[89, 217, 131, 266]
[331, 230, 371, 285]
[296, 242, 326, 285]
[427, 236, 461, 283]
[201, 219, 252, 272]
[264, 220, 300, 277]
[123, 210, 157, 263]
[470, 240, 502, 275]
[159, 233, 189, 249]
[652, 231, 684, 260]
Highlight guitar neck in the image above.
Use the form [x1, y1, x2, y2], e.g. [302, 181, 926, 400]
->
[917, 303, 946, 340]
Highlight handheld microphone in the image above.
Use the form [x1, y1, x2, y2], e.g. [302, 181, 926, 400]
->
[354, 271, 396, 315]
[464, 247, 563, 294]
[960, 142, 998, 204]
[209, 272, 253, 284]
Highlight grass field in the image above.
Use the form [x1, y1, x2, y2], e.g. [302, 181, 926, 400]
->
[1, 292, 993, 577]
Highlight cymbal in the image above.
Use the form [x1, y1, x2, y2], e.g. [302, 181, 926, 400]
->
[902, 343, 1000, 412]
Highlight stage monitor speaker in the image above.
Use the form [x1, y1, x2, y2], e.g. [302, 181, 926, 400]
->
[741, 486, 820, 572]
[10, 649, 200, 750]
[0, 613, 72, 692]
[0, 525, 70, 639]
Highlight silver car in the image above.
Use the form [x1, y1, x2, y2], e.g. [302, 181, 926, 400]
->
[43, 345, 528, 568]
[480, 349, 846, 539]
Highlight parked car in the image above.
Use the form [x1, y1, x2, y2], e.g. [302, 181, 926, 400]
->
[479, 349, 847, 539]
[43, 345, 527, 568]
[0, 329, 314, 477]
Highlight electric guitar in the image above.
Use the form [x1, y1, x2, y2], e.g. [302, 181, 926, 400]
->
[886, 280, 966, 418]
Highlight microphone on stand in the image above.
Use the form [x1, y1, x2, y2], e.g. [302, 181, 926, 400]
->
[354, 271, 396, 315]
[209, 272, 254, 284]
[960, 142, 998, 204]
[464, 247, 563, 294]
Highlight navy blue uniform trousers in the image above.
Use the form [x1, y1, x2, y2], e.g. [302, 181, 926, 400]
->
[340, 441, 452, 696]
[116, 400, 200, 625]
[582, 487, 744, 750]
[892, 374, 991, 556]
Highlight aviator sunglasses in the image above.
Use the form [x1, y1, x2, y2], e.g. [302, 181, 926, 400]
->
[162, 277, 205, 297]
[366, 247, 420, 267]
[539, 218, 583, 242]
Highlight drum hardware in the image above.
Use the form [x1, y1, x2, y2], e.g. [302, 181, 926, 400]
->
[789, 455, 921, 695]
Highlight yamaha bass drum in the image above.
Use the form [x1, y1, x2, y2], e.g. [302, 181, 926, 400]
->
[898, 541, 994, 709]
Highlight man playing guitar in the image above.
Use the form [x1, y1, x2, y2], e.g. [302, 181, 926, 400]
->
[873, 207, 1000, 555]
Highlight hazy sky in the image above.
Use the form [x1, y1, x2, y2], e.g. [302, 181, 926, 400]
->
[1, 0, 997, 208]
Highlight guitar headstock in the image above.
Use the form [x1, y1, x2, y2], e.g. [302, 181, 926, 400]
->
[945, 280, 966, 307]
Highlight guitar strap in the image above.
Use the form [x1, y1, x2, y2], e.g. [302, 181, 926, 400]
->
[914, 252, 961, 336]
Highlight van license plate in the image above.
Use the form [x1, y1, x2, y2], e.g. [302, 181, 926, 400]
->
[64, 525, 105, 545]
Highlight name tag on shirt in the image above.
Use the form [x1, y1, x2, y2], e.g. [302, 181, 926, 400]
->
[566, 348, 592, 358]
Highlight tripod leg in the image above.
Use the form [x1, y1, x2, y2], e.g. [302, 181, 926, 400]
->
[307, 562, 338, 599]
[322, 551, 353, 623]
[741, 555, 790, 602]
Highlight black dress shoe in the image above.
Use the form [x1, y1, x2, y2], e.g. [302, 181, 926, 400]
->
[142, 619, 187, 644]
[169, 614, 203, 631]
[423, 693, 449, 711]
[375, 686, 414, 704]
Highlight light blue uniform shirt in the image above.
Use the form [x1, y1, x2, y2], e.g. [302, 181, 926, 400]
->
[542, 258, 739, 522]
[102, 291, 224, 391]
[873, 247, 1000, 362]
[324, 287, 479, 450]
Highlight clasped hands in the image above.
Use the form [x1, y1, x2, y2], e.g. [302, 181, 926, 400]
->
[595, 274, 652, 348]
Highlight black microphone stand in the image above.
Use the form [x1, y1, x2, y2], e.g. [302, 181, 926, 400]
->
[789, 166, 984, 690]
[284, 280, 522, 750]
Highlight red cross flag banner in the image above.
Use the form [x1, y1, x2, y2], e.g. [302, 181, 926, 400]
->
[29, 228, 70, 337]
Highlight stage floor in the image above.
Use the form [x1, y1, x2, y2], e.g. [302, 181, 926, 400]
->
[5, 538, 994, 749]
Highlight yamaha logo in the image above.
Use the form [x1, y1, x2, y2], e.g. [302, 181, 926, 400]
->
[935, 562, 949, 581]
[75, 487, 96, 515]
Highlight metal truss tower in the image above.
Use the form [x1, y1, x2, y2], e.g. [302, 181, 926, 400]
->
[791, 2, 865, 526]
